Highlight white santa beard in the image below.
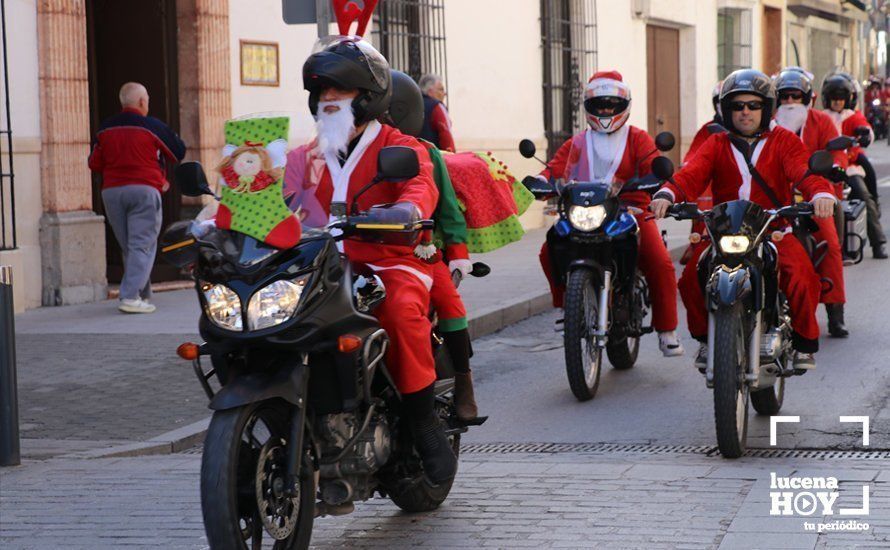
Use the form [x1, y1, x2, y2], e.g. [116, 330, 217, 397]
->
[590, 125, 628, 179]
[316, 99, 356, 157]
[775, 104, 808, 134]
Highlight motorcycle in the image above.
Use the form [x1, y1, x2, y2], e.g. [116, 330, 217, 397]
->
[517, 133, 674, 401]
[161, 147, 486, 549]
[867, 97, 888, 141]
[655, 149, 835, 458]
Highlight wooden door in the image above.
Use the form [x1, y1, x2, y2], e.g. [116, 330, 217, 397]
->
[646, 25, 681, 166]
[86, 0, 183, 283]
[762, 7, 783, 76]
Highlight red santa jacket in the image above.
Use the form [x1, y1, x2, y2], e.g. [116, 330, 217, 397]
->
[799, 108, 848, 199]
[540, 126, 658, 207]
[314, 122, 439, 270]
[683, 120, 723, 210]
[839, 109, 872, 165]
[660, 126, 834, 209]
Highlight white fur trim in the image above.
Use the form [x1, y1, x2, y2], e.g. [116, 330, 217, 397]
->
[266, 139, 288, 168]
[812, 192, 838, 203]
[366, 263, 434, 291]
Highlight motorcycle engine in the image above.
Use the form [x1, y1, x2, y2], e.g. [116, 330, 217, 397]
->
[317, 412, 391, 475]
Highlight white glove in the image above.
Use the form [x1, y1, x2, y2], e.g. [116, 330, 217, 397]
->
[448, 259, 472, 279]
[190, 219, 217, 238]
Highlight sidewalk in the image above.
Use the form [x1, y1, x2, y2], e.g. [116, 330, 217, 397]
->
[11, 228, 551, 459]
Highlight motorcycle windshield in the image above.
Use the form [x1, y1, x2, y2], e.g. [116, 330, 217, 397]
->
[200, 230, 279, 267]
[707, 200, 772, 238]
[282, 142, 333, 230]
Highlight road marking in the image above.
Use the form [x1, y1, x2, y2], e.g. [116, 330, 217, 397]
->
[839, 416, 870, 446]
[770, 416, 800, 446]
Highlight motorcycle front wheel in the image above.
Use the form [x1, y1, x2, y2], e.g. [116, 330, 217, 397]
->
[712, 304, 750, 459]
[564, 269, 602, 401]
[201, 400, 316, 550]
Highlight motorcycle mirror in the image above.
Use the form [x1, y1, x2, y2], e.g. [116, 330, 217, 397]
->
[654, 132, 676, 152]
[519, 139, 537, 159]
[826, 136, 855, 151]
[376, 146, 420, 182]
[651, 156, 675, 181]
[808, 150, 834, 175]
[158, 220, 199, 268]
[175, 162, 214, 198]
[470, 262, 491, 278]
[854, 126, 871, 137]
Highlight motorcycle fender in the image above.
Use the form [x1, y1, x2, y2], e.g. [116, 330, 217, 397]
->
[568, 258, 601, 274]
[707, 265, 751, 310]
[209, 361, 306, 411]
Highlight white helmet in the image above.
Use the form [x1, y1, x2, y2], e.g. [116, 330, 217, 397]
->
[584, 70, 631, 134]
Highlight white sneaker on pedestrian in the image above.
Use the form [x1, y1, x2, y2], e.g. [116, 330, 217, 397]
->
[119, 298, 156, 314]
[658, 331, 684, 357]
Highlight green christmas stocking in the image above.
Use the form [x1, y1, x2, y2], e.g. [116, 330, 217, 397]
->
[215, 116, 301, 249]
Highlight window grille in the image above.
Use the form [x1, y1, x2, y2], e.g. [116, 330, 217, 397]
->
[540, 0, 598, 157]
[371, 0, 448, 87]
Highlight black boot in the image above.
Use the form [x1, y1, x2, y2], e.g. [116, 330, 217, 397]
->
[826, 304, 849, 338]
[874, 243, 888, 259]
[443, 329, 478, 421]
[402, 384, 457, 485]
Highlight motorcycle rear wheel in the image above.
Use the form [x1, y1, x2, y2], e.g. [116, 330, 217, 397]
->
[751, 377, 784, 415]
[201, 400, 316, 550]
[564, 269, 602, 401]
[389, 434, 461, 513]
[712, 305, 750, 459]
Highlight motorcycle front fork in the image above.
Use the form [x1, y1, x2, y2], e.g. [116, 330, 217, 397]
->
[703, 310, 764, 389]
[593, 270, 612, 348]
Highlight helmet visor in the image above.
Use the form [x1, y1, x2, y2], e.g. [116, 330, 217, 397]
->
[584, 96, 629, 117]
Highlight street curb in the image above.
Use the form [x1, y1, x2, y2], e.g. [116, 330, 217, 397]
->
[63, 418, 209, 459]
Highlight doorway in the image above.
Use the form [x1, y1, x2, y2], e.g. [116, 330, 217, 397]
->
[86, 0, 183, 283]
[646, 25, 681, 166]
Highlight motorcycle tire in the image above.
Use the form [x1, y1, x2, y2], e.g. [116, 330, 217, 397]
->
[606, 337, 637, 370]
[564, 269, 602, 401]
[751, 377, 784, 416]
[201, 400, 315, 550]
[712, 304, 749, 459]
[389, 434, 460, 513]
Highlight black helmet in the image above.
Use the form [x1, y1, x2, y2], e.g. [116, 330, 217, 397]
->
[382, 70, 424, 137]
[774, 68, 813, 105]
[303, 36, 392, 125]
[719, 69, 776, 135]
[821, 73, 857, 110]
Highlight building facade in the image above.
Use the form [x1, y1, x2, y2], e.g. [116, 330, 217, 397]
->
[8, 0, 879, 312]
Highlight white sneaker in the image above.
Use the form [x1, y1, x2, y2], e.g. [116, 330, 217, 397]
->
[694, 343, 708, 370]
[119, 298, 156, 314]
[554, 308, 564, 333]
[658, 331, 685, 357]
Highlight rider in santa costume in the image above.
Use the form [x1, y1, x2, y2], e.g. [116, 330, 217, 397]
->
[773, 67, 849, 338]
[301, 36, 456, 484]
[821, 73, 887, 259]
[536, 70, 683, 358]
[650, 69, 838, 371]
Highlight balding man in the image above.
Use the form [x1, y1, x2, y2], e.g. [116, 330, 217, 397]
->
[418, 74, 456, 152]
[89, 82, 186, 313]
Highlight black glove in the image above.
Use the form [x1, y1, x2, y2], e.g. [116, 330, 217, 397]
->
[828, 166, 847, 184]
[855, 126, 872, 147]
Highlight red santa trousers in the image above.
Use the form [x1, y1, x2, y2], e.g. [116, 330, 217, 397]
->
[811, 216, 846, 305]
[429, 260, 468, 333]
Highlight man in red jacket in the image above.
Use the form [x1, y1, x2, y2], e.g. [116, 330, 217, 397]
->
[822, 74, 887, 259]
[650, 69, 837, 371]
[773, 68, 849, 337]
[302, 37, 456, 484]
[88, 82, 186, 314]
[537, 70, 683, 358]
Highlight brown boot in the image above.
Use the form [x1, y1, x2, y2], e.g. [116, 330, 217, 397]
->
[454, 372, 478, 422]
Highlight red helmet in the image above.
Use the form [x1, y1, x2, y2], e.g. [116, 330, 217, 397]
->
[584, 70, 631, 134]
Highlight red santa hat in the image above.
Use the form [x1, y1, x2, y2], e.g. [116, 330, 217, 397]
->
[589, 70, 623, 83]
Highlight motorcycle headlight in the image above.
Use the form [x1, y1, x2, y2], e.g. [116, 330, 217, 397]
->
[247, 277, 309, 331]
[872, 98, 881, 107]
[568, 204, 607, 232]
[201, 283, 243, 331]
[719, 235, 751, 255]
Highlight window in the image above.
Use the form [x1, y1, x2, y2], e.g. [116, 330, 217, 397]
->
[540, 0, 598, 157]
[0, 0, 14, 251]
[717, 8, 752, 79]
[371, 0, 447, 85]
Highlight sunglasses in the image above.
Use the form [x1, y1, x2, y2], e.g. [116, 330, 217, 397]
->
[778, 91, 804, 101]
[727, 100, 765, 112]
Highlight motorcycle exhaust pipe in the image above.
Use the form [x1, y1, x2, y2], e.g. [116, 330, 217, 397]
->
[321, 479, 354, 506]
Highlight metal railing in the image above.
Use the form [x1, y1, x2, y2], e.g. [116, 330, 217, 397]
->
[541, 0, 598, 158]
[371, 0, 448, 88]
[0, 0, 15, 251]
[717, 7, 752, 79]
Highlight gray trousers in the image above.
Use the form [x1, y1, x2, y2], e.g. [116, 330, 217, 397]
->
[848, 175, 886, 247]
[102, 185, 163, 301]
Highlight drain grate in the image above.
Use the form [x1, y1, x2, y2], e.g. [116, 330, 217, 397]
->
[460, 442, 890, 460]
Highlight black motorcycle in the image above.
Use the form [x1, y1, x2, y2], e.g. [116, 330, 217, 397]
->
[161, 147, 485, 549]
[867, 97, 888, 141]
[656, 150, 834, 458]
[517, 133, 674, 401]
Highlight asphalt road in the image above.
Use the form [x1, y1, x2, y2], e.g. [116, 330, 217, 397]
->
[464, 167, 890, 453]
